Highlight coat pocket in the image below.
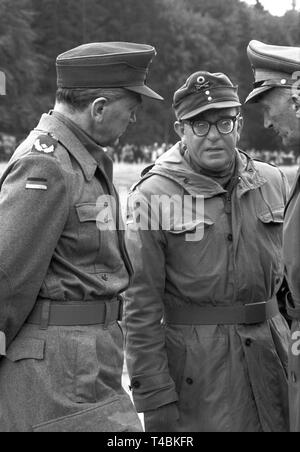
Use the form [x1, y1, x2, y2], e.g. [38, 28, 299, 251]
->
[75, 203, 100, 271]
[168, 217, 215, 243]
[6, 338, 45, 362]
[75, 202, 122, 273]
[257, 206, 284, 224]
[32, 394, 142, 432]
[257, 206, 284, 263]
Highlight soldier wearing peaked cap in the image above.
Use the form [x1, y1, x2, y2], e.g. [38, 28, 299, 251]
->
[124, 70, 290, 432]
[0, 42, 162, 432]
[246, 39, 300, 432]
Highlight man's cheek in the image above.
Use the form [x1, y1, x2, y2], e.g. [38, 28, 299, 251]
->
[291, 331, 300, 357]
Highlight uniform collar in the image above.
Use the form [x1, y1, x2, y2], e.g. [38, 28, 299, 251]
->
[35, 112, 103, 181]
[49, 111, 113, 180]
[149, 143, 266, 198]
[236, 150, 267, 197]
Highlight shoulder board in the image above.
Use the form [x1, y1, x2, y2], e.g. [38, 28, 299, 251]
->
[31, 133, 58, 155]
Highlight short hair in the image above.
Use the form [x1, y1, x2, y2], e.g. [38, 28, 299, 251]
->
[55, 87, 142, 111]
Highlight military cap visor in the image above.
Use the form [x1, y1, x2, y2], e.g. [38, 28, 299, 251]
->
[245, 40, 300, 104]
[56, 42, 163, 100]
[125, 84, 163, 100]
[245, 85, 274, 104]
[181, 100, 241, 120]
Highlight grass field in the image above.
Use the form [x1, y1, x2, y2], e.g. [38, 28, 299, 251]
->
[0, 161, 298, 194]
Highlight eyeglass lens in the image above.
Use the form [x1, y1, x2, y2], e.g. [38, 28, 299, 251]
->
[192, 117, 237, 136]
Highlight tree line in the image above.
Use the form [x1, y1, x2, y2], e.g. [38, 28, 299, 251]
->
[0, 0, 299, 151]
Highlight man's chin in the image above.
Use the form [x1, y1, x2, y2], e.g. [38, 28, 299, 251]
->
[103, 137, 120, 147]
[112, 138, 120, 147]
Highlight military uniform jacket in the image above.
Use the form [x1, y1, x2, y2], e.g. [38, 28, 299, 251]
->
[0, 112, 141, 432]
[283, 166, 300, 432]
[124, 143, 290, 432]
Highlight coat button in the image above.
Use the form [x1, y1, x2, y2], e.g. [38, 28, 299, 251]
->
[102, 274, 108, 281]
[227, 233, 233, 242]
[131, 381, 141, 389]
[291, 372, 297, 384]
[245, 338, 252, 347]
[186, 377, 194, 385]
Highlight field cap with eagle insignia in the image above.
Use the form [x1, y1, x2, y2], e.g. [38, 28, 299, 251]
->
[173, 71, 241, 120]
[245, 40, 300, 104]
[56, 42, 163, 100]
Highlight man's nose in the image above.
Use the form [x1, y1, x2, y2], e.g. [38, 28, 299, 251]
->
[206, 124, 220, 141]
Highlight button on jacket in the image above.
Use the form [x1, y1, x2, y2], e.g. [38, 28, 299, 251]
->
[0, 112, 141, 432]
[124, 143, 290, 432]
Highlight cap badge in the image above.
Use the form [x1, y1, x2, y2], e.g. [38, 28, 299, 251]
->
[195, 75, 210, 91]
[197, 76, 206, 84]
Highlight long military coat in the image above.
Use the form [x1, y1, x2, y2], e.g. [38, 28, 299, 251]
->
[0, 112, 141, 432]
[124, 143, 290, 432]
[283, 166, 300, 432]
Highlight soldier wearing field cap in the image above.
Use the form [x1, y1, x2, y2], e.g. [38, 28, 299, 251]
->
[0, 42, 162, 432]
[246, 39, 300, 432]
[124, 70, 290, 432]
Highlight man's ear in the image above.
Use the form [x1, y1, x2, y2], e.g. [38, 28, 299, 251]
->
[236, 114, 244, 141]
[292, 94, 300, 119]
[90, 97, 108, 121]
[174, 121, 185, 138]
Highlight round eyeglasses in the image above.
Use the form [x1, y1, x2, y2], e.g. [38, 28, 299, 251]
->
[187, 114, 241, 137]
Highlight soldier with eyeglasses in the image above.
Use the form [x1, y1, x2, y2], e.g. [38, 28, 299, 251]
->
[124, 71, 290, 432]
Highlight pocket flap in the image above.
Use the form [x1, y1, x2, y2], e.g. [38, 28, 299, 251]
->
[75, 203, 98, 222]
[6, 338, 45, 362]
[258, 207, 284, 224]
[32, 395, 142, 432]
[169, 217, 214, 235]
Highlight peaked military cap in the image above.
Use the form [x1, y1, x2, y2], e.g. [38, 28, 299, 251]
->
[245, 40, 300, 104]
[173, 71, 241, 120]
[56, 42, 163, 100]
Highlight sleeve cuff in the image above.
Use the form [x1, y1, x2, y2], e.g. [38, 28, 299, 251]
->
[130, 373, 178, 412]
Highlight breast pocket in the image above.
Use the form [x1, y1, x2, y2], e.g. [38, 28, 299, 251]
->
[168, 217, 215, 244]
[257, 206, 284, 249]
[75, 203, 101, 271]
[75, 202, 122, 273]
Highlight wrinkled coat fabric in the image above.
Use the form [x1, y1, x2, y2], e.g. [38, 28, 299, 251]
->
[0, 112, 141, 432]
[283, 167, 300, 432]
[124, 143, 290, 432]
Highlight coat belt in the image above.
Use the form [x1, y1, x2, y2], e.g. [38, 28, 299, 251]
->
[164, 297, 279, 325]
[26, 297, 123, 329]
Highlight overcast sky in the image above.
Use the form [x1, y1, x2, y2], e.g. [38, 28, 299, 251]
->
[244, 0, 298, 16]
